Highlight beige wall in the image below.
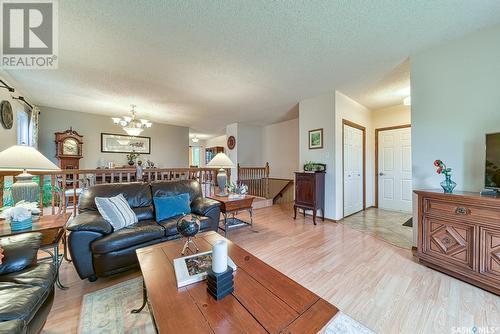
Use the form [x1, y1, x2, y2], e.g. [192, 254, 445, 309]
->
[372, 104, 411, 129]
[39, 107, 189, 169]
[262, 118, 299, 179]
[411, 23, 500, 192]
[299, 91, 336, 219]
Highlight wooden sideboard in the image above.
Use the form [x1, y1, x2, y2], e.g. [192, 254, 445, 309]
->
[414, 190, 500, 295]
[293, 172, 325, 225]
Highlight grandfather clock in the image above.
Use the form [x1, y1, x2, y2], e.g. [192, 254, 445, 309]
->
[55, 128, 83, 169]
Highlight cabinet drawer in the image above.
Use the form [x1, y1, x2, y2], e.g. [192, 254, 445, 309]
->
[479, 227, 500, 281]
[424, 198, 500, 222]
[422, 216, 477, 271]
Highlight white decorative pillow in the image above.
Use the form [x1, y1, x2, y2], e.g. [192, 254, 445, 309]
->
[94, 194, 138, 231]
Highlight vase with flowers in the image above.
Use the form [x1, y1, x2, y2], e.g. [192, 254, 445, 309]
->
[434, 160, 456, 193]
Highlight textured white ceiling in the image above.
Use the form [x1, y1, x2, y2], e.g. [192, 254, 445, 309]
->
[4, 1, 500, 136]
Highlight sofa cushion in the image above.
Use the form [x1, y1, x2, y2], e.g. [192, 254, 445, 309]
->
[0, 319, 26, 334]
[91, 220, 165, 254]
[79, 182, 152, 213]
[0, 234, 41, 275]
[150, 180, 203, 203]
[156, 214, 210, 237]
[95, 194, 138, 230]
[154, 193, 191, 222]
[0, 263, 56, 291]
[0, 282, 45, 322]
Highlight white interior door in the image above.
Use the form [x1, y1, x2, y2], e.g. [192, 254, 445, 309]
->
[378, 127, 412, 212]
[343, 124, 364, 217]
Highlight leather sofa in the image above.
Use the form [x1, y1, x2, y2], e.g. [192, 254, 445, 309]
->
[66, 180, 221, 281]
[0, 233, 56, 334]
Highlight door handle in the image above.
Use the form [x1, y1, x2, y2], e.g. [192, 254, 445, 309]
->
[379, 172, 384, 176]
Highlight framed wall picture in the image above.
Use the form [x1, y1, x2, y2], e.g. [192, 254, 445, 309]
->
[308, 128, 323, 149]
[101, 133, 151, 154]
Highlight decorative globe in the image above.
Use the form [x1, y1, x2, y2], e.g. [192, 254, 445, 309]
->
[176, 214, 200, 238]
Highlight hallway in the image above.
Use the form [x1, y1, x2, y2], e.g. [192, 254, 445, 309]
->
[339, 208, 413, 249]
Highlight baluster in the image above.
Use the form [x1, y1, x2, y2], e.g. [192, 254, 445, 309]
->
[62, 174, 67, 213]
[127, 172, 131, 182]
[73, 173, 77, 216]
[51, 175, 55, 215]
[110, 172, 114, 184]
[39, 175, 44, 216]
[155, 171, 158, 181]
[0, 175, 4, 208]
[119, 172, 123, 183]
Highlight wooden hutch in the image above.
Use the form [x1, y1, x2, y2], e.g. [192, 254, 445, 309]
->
[414, 190, 500, 295]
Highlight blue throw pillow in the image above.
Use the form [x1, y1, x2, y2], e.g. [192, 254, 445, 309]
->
[154, 193, 191, 222]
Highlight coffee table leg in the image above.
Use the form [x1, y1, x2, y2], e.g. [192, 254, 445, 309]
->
[132, 280, 148, 314]
[54, 244, 68, 290]
[249, 208, 253, 227]
[224, 212, 228, 237]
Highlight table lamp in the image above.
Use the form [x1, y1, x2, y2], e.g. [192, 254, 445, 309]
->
[207, 152, 234, 196]
[0, 144, 60, 204]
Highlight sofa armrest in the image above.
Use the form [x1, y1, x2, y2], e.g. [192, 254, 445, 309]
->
[191, 197, 220, 216]
[0, 319, 26, 334]
[0, 233, 42, 275]
[66, 212, 113, 235]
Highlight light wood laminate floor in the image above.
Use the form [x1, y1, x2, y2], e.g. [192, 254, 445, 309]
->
[43, 204, 499, 333]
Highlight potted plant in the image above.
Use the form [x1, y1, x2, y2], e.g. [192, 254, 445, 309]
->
[434, 159, 456, 193]
[126, 152, 140, 166]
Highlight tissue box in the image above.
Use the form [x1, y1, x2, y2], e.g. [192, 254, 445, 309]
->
[11, 217, 33, 231]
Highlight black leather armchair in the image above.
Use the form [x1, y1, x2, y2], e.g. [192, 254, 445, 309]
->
[67, 180, 221, 281]
[0, 233, 56, 334]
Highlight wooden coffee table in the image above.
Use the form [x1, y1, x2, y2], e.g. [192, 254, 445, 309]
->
[135, 231, 338, 333]
[208, 194, 255, 236]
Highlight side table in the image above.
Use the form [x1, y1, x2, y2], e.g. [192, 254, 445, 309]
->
[208, 194, 255, 237]
[0, 213, 72, 289]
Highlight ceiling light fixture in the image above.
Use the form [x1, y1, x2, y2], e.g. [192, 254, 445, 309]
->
[112, 104, 152, 136]
[192, 136, 200, 143]
[403, 96, 411, 106]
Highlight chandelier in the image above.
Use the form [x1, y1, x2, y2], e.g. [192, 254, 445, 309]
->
[112, 105, 152, 136]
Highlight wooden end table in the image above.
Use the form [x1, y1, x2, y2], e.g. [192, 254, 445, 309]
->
[207, 194, 255, 237]
[0, 213, 72, 290]
[134, 231, 338, 333]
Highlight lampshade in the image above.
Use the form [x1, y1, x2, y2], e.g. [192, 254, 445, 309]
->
[0, 145, 60, 171]
[207, 153, 234, 168]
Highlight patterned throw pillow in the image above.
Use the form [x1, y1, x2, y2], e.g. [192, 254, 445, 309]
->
[95, 193, 138, 231]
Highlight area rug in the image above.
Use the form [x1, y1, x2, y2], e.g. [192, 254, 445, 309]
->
[78, 277, 155, 334]
[402, 217, 413, 227]
[79, 277, 375, 334]
[325, 311, 375, 334]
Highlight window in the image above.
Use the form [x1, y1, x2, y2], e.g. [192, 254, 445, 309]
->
[189, 146, 201, 167]
[17, 109, 32, 145]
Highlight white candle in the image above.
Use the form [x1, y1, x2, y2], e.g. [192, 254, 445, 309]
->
[212, 240, 228, 273]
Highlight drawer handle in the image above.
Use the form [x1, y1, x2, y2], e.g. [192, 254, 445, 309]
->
[455, 207, 470, 215]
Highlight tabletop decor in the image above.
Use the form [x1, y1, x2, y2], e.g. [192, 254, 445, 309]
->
[206, 240, 234, 300]
[207, 152, 235, 196]
[434, 159, 456, 193]
[126, 152, 140, 166]
[0, 201, 40, 231]
[172, 249, 237, 288]
[176, 214, 201, 255]
[0, 144, 60, 204]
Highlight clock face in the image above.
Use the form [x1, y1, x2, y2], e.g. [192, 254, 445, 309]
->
[63, 138, 78, 155]
[0, 100, 13, 129]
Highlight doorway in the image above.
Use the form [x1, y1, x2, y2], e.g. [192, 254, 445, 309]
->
[375, 125, 412, 212]
[343, 120, 366, 217]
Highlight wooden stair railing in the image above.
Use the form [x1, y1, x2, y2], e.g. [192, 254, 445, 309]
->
[0, 167, 230, 217]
